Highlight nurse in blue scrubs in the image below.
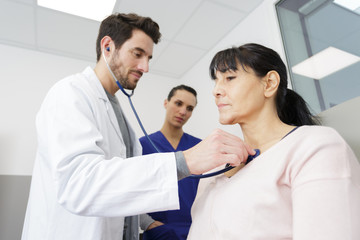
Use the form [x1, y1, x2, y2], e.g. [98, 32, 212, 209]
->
[140, 85, 201, 240]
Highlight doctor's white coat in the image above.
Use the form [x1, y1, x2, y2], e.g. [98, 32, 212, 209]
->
[22, 67, 179, 240]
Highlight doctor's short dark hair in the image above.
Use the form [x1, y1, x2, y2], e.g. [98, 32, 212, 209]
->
[167, 85, 197, 102]
[209, 43, 320, 126]
[96, 13, 161, 62]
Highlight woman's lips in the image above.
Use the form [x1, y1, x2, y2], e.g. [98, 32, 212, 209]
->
[217, 103, 229, 109]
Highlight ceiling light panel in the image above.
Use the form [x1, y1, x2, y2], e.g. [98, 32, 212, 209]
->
[292, 47, 360, 79]
[334, 0, 360, 11]
[37, 0, 115, 21]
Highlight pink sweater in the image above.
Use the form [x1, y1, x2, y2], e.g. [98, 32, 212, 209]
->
[188, 126, 360, 240]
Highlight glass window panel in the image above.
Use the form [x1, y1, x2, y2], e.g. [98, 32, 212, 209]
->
[276, 0, 360, 114]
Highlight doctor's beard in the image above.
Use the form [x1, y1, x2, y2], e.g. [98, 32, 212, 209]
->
[109, 55, 140, 90]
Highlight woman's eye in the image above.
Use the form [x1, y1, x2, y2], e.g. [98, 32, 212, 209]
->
[227, 76, 235, 81]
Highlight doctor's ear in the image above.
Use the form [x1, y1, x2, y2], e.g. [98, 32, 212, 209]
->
[263, 70, 280, 98]
[100, 36, 113, 55]
[164, 99, 168, 108]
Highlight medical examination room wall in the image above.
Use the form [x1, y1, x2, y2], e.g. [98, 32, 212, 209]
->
[0, 0, 359, 239]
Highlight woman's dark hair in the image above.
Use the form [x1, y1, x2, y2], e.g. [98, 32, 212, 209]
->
[167, 84, 197, 103]
[209, 43, 320, 126]
[96, 13, 161, 61]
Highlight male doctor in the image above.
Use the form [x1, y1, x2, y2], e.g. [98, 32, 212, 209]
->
[22, 13, 255, 240]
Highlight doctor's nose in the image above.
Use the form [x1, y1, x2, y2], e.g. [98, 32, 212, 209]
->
[137, 58, 149, 73]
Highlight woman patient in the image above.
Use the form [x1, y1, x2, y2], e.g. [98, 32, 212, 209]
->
[187, 43, 360, 239]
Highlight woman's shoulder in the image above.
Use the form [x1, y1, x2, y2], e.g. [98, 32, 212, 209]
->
[284, 125, 360, 188]
[288, 125, 359, 166]
[298, 125, 337, 133]
[281, 125, 350, 157]
[296, 125, 344, 143]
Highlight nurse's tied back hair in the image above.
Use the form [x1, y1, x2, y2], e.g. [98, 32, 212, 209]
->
[167, 85, 197, 101]
[96, 13, 162, 61]
[209, 43, 320, 126]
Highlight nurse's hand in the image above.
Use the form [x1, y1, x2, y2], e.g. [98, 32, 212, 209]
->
[183, 129, 255, 175]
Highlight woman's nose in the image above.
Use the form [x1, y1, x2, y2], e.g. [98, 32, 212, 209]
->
[213, 80, 225, 97]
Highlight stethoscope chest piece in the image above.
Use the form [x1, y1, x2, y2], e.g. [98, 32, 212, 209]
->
[190, 149, 260, 179]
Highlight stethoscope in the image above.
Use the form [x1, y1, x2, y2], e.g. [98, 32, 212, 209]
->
[103, 49, 260, 178]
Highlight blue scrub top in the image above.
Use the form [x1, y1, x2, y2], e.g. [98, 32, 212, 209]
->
[139, 131, 201, 240]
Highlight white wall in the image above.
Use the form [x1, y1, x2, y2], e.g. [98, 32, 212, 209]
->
[0, 0, 285, 176]
[0, 43, 180, 175]
[180, 0, 285, 139]
[0, 44, 94, 175]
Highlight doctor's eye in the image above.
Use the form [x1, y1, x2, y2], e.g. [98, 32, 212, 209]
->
[132, 50, 142, 58]
[131, 48, 146, 59]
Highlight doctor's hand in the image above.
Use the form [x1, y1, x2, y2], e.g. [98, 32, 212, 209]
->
[183, 129, 255, 175]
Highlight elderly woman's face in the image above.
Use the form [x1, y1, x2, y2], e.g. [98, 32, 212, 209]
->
[212, 65, 266, 125]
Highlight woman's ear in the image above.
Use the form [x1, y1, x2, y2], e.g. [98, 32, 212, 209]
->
[263, 70, 280, 98]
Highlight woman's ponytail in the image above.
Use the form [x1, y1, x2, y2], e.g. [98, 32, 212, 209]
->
[278, 89, 320, 126]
